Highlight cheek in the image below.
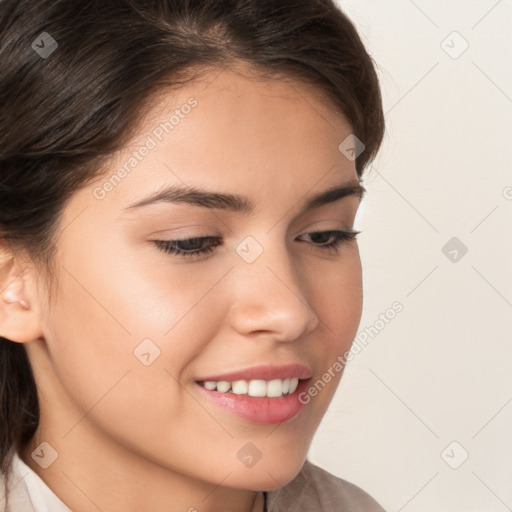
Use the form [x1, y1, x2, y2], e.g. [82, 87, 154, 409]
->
[304, 251, 362, 408]
[43, 229, 230, 407]
[42, 270, 198, 461]
[312, 249, 363, 347]
[40, 242, 195, 429]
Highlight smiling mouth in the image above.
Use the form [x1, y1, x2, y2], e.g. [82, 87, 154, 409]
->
[195, 377, 312, 424]
[196, 377, 304, 398]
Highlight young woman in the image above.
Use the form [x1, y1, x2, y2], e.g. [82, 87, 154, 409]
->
[0, 0, 386, 510]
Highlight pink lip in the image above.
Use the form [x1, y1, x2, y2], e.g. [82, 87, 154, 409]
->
[195, 378, 311, 424]
[195, 363, 312, 383]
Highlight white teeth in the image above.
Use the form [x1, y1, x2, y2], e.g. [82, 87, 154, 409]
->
[232, 380, 248, 394]
[267, 379, 284, 398]
[199, 377, 301, 397]
[216, 381, 231, 393]
[248, 379, 267, 397]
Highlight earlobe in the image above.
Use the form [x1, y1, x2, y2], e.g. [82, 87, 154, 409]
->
[0, 246, 43, 344]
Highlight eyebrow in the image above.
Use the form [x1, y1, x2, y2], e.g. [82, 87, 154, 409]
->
[123, 180, 365, 216]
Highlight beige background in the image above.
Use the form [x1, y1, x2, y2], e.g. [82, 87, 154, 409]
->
[309, 1, 512, 511]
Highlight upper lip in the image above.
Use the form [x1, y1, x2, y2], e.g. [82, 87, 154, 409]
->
[195, 363, 313, 382]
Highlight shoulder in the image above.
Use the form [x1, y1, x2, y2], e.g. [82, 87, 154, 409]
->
[265, 458, 387, 512]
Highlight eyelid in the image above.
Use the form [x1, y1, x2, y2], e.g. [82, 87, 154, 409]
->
[146, 224, 221, 238]
[150, 223, 354, 241]
[148, 218, 355, 241]
[152, 228, 360, 259]
[300, 219, 355, 232]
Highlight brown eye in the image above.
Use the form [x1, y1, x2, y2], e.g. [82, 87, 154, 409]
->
[153, 236, 221, 258]
[152, 230, 360, 260]
[298, 230, 360, 255]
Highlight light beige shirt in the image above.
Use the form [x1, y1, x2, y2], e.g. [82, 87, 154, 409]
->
[1, 452, 386, 511]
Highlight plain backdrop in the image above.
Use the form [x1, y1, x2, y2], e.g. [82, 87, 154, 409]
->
[308, 1, 512, 511]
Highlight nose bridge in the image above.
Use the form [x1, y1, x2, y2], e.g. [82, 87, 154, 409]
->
[227, 233, 319, 339]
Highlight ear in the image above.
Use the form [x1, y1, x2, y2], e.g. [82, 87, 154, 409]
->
[0, 240, 44, 344]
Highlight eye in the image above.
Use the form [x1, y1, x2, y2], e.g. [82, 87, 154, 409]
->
[152, 230, 360, 259]
[153, 236, 221, 259]
[298, 229, 360, 255]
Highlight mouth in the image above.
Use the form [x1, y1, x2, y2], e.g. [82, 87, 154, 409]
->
[193, 364, 312, 424]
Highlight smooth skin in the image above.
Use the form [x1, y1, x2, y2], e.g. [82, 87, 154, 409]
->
[0, 63, 364, 512]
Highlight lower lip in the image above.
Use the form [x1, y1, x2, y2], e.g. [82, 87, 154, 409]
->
[195, 379, 310, 424]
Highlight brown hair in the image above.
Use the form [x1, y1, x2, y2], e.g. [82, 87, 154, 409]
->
[0, 0, 384, 505]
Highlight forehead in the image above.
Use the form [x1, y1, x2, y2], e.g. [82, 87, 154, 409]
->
[132, 63, 352, 157]
[146, 62, 346, 123]
[73, 64, 358, 220]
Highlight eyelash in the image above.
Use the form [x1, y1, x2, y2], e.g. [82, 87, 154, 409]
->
[153, 230, 361, 259]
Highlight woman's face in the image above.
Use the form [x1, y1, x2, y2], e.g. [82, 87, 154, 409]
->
[24, 65, 363, 505]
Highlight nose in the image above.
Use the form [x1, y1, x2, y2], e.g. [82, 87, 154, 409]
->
[226, 239, 320, 342]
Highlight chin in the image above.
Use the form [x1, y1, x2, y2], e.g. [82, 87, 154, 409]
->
[227, 451, 307, 491]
